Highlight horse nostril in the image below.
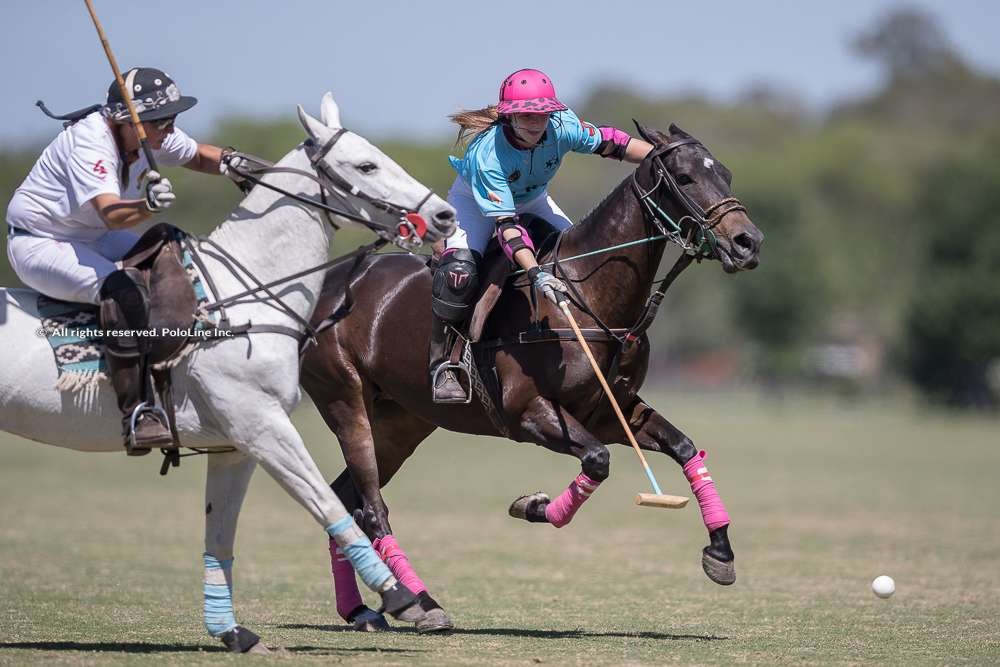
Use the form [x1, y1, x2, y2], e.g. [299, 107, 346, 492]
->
[435, 209, 455, 222]
[733, 233, 756, 256]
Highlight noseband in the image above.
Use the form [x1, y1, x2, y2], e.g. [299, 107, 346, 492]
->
[631, 137, 747, 260]
[304, 130, 434, 244]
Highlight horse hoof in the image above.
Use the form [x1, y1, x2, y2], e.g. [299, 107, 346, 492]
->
[246, 642, 271, 655]
[219, 625, 264, 653]
[380, 583, 427, 623]
[352, 606, 390, 632]
[416, 607, 454, 634]
[508, 492, 550, 523]
[702, 548, 736, 585]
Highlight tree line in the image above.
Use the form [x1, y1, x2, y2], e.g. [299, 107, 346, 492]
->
[2, 9, 997, 408]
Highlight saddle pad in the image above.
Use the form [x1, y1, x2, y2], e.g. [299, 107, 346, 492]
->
[35, 247, 212, 390]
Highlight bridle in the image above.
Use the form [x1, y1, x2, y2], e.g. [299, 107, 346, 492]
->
[630, 137, 747, 261]
[303, 129, 434, 245]
[225, 128, 434, 248]
[184, 127, 442, 354]
[547, 136, 750, 354]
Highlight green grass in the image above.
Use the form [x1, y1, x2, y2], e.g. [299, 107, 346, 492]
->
[1, 391, 998, 665]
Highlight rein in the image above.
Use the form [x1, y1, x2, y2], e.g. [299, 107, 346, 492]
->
[224, 130, 434, 247]
[545, 138, 747, 351]
[182, 128, 432, 353]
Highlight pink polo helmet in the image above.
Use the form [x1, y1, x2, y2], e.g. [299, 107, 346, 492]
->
[496, 68, 568, 114]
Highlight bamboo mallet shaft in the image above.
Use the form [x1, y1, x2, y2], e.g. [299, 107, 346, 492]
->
[558, 299, 688, 509]
[84, 0, 158, 171]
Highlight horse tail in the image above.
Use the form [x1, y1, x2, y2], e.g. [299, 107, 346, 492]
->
[448, 105, 500, 148]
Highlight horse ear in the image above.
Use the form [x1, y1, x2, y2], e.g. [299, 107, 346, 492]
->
[633, 119, 667, 146]
[320, 92, 342, 129]
[668, 123, 692, 140]
[297, 104, 330, 142]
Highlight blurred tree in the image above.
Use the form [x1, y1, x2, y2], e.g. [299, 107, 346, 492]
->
[852, 6, 966, 81]
[904, 131, 1000, 408]
[731, 191, 828, 381]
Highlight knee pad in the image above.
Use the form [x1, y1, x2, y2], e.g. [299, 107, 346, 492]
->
[431, 248, 480, 324]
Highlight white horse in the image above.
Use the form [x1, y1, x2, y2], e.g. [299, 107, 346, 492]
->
[0, 93, 457, 651]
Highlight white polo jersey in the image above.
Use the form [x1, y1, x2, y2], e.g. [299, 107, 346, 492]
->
[6, 112, 198, 241]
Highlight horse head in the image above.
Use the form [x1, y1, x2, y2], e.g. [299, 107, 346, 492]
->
[633, 122, 763, 273]
[296, 93, 457, 243]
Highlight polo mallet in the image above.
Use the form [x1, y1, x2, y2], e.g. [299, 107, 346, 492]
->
[84, 0, 158, 172]
[557, 294, 689, 509]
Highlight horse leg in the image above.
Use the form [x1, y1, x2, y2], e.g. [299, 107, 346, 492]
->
[508, 395, 609, 528]
[321, 390, 449, 633]
[195, 377, 425, 624]
[203, 450, 268, 653]
[368, 399, 452, 633]
[324, 470, 387, 630]
[314, 386, 391, 631]
[614, 395, 735, 585]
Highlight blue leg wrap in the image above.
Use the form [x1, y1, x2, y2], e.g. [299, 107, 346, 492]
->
[203, 553, 238, 637]
[326, 516, 393, 591]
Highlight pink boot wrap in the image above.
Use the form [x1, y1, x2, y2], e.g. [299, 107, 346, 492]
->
[373, 535, 427, 596]
[683, 450, 731, 532]
[544, 473, 602, 528]
[329, 538, 364, 622]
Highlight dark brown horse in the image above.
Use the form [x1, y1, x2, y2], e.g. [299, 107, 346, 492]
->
[301, 123, 764, 631]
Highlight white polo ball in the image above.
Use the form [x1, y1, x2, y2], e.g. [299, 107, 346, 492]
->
[872, 575, 895, 599]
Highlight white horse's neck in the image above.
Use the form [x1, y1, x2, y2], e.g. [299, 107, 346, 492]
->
[206, 145, 333, 325]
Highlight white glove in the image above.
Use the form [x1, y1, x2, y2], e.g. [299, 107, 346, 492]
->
[219, 152, 247, 181]
[142, 171, 175, 212]
[529, 267, 569, 305]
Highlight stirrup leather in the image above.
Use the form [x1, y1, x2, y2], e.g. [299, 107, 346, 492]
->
[431, 362, 472, 404]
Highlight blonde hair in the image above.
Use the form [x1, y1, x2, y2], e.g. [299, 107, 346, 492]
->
[449, 105, 500, 147]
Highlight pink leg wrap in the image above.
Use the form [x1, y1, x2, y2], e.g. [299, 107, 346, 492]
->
[373, 535, 427, 596]
[544, 473, 602, 528]
[683, 450, 731, 532]
[329, 538, 364, 622]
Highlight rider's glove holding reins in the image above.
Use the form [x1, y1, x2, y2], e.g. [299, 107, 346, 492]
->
[219, 148, 248, 184]
[528, 266, 568, 305]
[142, 170, 175, 212]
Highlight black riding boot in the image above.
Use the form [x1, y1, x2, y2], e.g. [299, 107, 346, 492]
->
[429, 248, 480, 404]
[100, 269, 172, 454]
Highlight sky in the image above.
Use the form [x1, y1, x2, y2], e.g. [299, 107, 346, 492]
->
[1, 1, 998, 148]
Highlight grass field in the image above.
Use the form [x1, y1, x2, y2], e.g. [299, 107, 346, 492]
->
[1, 391, 998, 665]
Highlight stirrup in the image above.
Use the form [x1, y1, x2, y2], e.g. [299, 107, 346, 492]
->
[431, 362, 472, 405]
[126, 401, 173, 454]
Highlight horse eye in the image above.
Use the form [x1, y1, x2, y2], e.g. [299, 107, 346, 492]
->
[358, 162, 378, 174]
[676, 173, 694, 186]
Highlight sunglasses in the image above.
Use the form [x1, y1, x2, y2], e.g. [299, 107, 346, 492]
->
[151, 116, 176, 131]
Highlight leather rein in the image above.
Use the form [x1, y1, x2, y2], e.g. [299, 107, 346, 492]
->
[185, 129, 434, 352]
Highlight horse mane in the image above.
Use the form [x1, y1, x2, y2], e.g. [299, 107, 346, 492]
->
[565, 173, 634, 241]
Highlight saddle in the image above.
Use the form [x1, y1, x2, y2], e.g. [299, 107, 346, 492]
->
[101, 222, 198, 364]
[467, 214, 561, 342]
[99, 222, 199, 464]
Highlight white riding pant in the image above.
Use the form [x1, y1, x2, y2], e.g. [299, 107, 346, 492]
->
[6, 229, 140, 304]
[445, 177, 573, 255]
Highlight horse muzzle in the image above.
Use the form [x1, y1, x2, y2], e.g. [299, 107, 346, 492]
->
[718, 228, 763, 273]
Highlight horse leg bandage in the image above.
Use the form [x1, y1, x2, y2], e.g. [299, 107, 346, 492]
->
[373, 535, 427, 596]
[203, 553, 238, 637]
[683, 450, 730, 532]
[326, 516, 396, 592]
[544, 473, 601, 528]
[329, 539, 365, 622]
